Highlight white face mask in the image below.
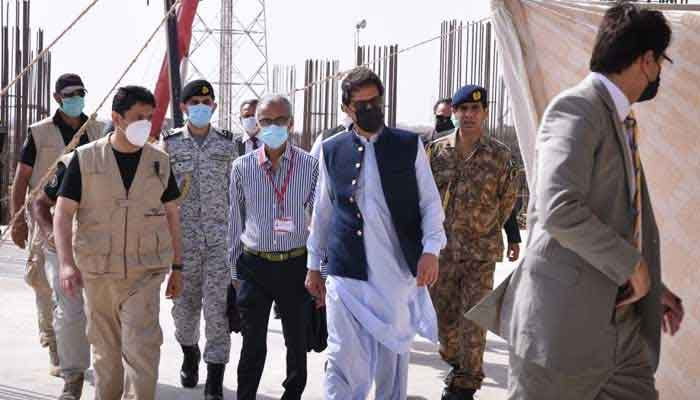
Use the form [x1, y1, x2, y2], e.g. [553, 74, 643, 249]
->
[241, 116, 258, 135]
[123, 119, 152, 147]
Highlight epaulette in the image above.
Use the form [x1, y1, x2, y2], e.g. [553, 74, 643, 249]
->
[162, 127, 185, 141]
[215, 129, 234, 141]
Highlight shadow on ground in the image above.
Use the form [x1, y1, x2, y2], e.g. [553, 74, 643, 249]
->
[0, 385, 54, 400]
[156, 384, 277, 400]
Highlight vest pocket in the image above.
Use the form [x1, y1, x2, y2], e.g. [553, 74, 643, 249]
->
[137, 228, 174, 268]
[74, 232, 112, 275]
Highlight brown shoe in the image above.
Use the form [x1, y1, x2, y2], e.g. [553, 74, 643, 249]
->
[49, 342, 61, 377]
[58, 374, 84, 400]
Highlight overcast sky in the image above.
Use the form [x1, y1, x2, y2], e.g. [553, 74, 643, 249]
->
[14, 0, 491, 126]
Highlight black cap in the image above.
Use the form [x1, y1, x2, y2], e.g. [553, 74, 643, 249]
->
[55, 73, 85, 94]
[452, 84, 487, 108]
[182, 79, 215, 102]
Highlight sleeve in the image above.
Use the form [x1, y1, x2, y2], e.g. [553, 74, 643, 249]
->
[497, 154, 519, 228]
[228, 162, 246, 279]
[503, 198, 522, 244]
[415, 140, 447, 256]
[160, 166, 181, 203]
[44, 162, 67, 202]
[306, 147, 333, 271]
[536, 97, 641, 286]
[19, 132, 37, 167]
[309, 135, 324, 160]
[57, 153, 82, 203]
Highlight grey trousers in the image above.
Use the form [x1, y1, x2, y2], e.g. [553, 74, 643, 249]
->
[508, 305, 657, 400]
[44, 250, 90, 380]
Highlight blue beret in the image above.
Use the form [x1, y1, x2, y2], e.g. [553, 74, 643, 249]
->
[452, 85, 487, 107]
[182, 79, 215, 102]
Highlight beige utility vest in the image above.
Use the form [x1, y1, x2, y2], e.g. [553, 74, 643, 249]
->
[29, 116, 104, 189]
[73, 135, 173, 279]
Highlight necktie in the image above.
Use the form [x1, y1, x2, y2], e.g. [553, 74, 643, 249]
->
[251, 137, 259, 150]
[624, 113, 642, 249]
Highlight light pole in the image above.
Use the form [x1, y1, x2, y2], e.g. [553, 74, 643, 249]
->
[354, 19, 367, 66]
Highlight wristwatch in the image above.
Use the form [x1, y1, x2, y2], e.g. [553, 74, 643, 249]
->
[171, 264, 183, 272]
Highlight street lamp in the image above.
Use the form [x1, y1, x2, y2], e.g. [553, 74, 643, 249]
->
[355, 19, 367, 65]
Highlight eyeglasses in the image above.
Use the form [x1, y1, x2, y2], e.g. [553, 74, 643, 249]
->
[661, 53, 673, 64]
[257, 116, 290, 127]
[62, 89, 86, 98]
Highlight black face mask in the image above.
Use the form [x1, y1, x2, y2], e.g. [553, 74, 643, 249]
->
[435, 115, 454, 133]
[355, 104, 385, 133]
[638, 72, 660, 102]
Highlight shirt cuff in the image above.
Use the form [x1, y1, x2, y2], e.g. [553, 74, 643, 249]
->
[422, 240, 443, 257]
[307, 252, 322, 271]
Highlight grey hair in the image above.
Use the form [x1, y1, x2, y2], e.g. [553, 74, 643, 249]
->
[256, 94, 292, 119]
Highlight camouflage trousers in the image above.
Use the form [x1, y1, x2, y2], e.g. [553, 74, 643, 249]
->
[430, 258, 495, 390]
[172, 242, 231, 364]
[24, 216, 56, 348]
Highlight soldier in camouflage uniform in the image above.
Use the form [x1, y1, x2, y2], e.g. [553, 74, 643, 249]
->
[162, 80, 238, 400]
[428, 85, 519, 400]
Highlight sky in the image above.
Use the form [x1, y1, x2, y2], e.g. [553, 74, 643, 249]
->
[13, 0, 491, 127]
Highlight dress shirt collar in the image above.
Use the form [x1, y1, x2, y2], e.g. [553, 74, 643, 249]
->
[257, 142, 292, 166]
[590, 72, 631, 122]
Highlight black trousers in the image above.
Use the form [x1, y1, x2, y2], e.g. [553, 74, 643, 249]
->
[236, 251, 309, 400]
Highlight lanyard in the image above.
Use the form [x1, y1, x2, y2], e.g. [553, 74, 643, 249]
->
[262, 148, 295, 214]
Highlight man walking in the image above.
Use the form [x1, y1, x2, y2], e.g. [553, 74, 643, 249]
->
[428, 85, 519, 400]
[468, 3, 684, 399]
[228, 94, 318, 400]
[163, 80, 236, 399]
[10, 73, 104, 375]
[53, 85, 183, 399]
[306, 67, 446, 399]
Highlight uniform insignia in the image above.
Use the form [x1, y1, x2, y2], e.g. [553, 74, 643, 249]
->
[202, 86, 210, 95]
[163, 128, 184, 140]
[473, 91, 482, 101]
[215, 129, 233, 141]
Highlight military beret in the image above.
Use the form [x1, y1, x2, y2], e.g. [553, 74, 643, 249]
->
[452, 85, 487, 107]
[182, 79, 215, 102]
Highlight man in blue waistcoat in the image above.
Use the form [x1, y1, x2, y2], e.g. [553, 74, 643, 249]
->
[305, 67, 447, 399]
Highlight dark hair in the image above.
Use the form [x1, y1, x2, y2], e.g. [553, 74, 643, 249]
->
[590, 1, 671, 74]
[433, 98, 452, 113]
[341, 67, 385, 106]
[240, 98, 259, 112]
[112, 86, 156, 115]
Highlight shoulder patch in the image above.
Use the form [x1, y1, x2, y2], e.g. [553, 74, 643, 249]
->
[162, 128, 184, 141]
[215, 129, 234, 141]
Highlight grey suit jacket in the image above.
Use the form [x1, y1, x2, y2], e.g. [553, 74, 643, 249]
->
[467, 75, 663, 374]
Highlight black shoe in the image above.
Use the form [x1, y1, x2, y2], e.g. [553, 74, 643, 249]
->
[180, 344, 201, 388]
[204, 363, 225, 400]
[441, 386, 476, 400]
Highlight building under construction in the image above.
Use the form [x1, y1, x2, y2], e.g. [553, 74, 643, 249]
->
[0, 0, 52, 223]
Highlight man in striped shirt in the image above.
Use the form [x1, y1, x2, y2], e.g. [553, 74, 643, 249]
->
[227, 94, 318, 400]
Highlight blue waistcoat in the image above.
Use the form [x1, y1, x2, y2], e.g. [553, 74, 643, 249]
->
[322, 127, 423, 281]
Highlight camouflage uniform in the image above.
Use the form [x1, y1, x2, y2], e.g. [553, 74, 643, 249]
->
[163, 125, 238, 364]
[428, 130, 519, 390]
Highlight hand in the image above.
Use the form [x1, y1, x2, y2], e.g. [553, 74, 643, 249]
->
[416, 253, 439, 287]
[305, 270, 326, 308]
[59, 264, 83, 298]
[661, 287, 684, 336]
[616, 258, 651, 308]
[11, 219, 28, 249]
[165, 270, 183, 300]
[507, 243, 520, 262]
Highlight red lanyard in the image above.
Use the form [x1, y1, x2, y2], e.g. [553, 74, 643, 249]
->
[262, 148, 295, 214]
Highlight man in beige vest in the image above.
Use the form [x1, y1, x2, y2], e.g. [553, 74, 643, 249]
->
[54, 85, 184, 400]
[10, 73, 104, 376]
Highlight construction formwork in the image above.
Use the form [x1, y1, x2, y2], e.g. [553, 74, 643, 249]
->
[0, 0, 51, 223]
[301, 59, 339, 151]
[356, 44, 398, 129]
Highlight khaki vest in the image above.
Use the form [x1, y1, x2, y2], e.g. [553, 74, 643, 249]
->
[29, 116, 105, 189]
[73, 135, 173, 278]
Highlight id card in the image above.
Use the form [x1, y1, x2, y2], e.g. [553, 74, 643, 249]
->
[274, 217, 295, 235]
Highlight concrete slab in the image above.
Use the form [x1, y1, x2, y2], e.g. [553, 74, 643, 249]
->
[0, 231, 520, 399]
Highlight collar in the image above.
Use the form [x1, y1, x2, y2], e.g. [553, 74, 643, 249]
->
[243, 131, 259, 143]
[53, 110, 88, 133]
[443, 129, 488, 150]
[182, 124, 213, 141]
[352, 126, 384, 144]
[257, 142, 292, 166]
[590, 72, 631, 122]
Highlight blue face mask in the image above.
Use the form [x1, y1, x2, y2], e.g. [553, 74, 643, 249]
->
[187, 104, 214, 128]
[61, 96, 85, 118]
[259, 124, 289, 149]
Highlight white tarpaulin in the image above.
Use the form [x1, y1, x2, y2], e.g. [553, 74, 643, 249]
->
[491, 1, 700, 397]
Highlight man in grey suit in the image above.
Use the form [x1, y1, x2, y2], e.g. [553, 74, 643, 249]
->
[467, 3, 684, 399]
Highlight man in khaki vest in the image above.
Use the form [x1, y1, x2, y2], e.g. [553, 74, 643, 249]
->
[10, 73, 104, 376]
[53, 85, 183, 400]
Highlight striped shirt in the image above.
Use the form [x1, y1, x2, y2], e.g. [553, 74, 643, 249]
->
[228, 143, 319, 278]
